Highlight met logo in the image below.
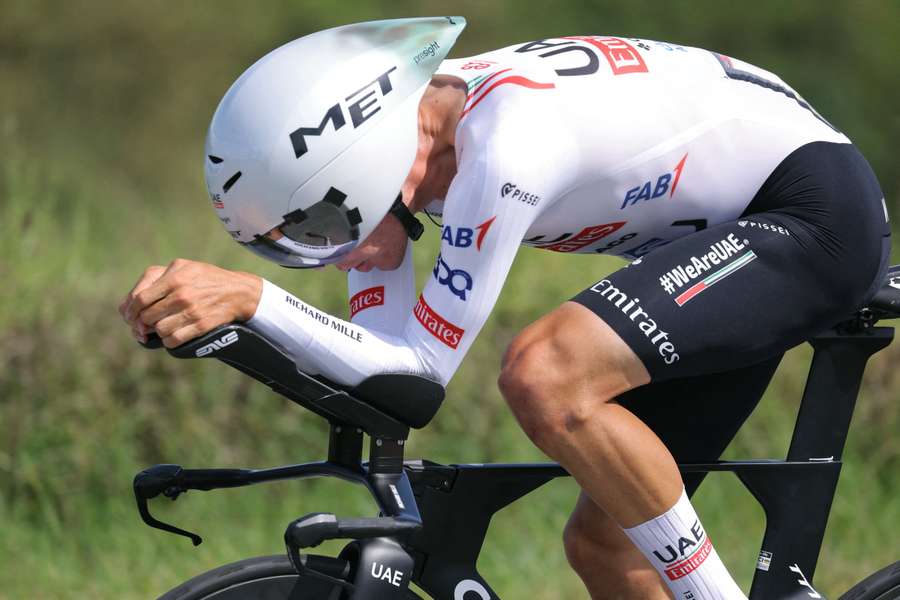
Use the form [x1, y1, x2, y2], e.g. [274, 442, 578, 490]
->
[621, 153, 688, 209]
[289, 66, 398, 159]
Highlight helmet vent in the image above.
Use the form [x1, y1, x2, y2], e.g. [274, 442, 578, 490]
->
[322, 186, 347, 206]
[222, 171, 242, 193]
[207, 155, 224, 164]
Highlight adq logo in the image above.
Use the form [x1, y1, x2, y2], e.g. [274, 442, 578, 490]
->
[195, 331, 239, 357]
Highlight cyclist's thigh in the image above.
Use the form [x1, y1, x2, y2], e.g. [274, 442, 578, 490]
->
[571, 143, 888, 381]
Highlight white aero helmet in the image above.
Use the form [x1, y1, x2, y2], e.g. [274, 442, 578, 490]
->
[204, 16, 466, 267]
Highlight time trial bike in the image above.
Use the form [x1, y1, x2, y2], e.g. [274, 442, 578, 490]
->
[133, 264, 900, 600]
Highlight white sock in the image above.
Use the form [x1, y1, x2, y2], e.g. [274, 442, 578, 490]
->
[623, 488, 746, 600]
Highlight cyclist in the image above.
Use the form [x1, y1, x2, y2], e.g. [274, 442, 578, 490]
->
[119, 17, 891, 599]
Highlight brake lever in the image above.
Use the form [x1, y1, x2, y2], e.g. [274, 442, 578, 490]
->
[133, 464, 203, 546]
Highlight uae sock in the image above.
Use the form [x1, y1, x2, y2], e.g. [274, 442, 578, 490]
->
[623, 488, 746, 599]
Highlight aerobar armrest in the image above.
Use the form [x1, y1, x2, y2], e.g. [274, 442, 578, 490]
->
[158, 324, 445, 433]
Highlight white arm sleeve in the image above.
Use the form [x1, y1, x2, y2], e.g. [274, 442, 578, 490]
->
[347, 243, 416, 337]
[247, 277, 426, 384]
[247, 108, 573, 386]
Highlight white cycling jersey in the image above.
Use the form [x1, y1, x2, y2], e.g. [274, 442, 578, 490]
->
[248, 36, 848, 386]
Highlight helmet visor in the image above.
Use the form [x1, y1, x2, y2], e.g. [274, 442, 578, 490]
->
[242, 192, 364, 268]
[241, 236, 331, 268]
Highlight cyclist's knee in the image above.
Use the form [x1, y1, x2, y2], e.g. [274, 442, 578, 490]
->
[499, 311, 628, 449]
[498, 336, 587, 447]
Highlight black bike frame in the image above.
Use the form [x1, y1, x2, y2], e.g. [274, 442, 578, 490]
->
[134, 322, 893, 600]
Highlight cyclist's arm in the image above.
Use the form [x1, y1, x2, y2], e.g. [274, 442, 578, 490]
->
[346, 243, 416, 337]
[248, 117, 572, 385]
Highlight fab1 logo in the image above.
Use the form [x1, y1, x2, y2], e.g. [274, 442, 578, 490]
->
[621, 153, 688, 209]
[441, 216, 496, 251]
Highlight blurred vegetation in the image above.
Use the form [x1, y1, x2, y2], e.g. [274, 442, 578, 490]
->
[1, 1, 898, 598]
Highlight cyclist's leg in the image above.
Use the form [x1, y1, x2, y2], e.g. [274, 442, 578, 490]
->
[562, 357, 781, 598]
[501, 304, 746, 599]
[500, 140, 888, 600]
[564, 492, 665, 598]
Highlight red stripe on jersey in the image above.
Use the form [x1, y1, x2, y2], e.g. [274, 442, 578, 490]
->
[469, 68, 512, 99]
[461, 75, 555, 119]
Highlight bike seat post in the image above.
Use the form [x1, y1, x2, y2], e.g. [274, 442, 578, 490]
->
[369, 436, 405, 475]
[368, 436, 422, 521]
[328, 422, 364, 468]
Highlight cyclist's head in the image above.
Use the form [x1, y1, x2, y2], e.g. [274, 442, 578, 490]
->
[204, 17, 466, 268]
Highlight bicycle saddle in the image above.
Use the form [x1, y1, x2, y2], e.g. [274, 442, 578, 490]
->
[155, 324, 444, 437]
[866, 263, 900, 318]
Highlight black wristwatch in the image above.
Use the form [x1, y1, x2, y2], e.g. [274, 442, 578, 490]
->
[388, 193, 424, 241]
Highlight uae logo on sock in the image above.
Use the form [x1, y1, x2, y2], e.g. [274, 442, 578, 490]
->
[652, 520, 713, 581]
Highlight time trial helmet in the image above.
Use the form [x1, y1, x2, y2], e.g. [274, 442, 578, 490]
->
[204, 17, 466, 267]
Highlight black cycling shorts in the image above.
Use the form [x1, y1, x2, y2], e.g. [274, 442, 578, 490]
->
[572, 141, 891, 470]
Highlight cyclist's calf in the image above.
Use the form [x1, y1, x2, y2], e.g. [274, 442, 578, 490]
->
[563, 494, 671, 599]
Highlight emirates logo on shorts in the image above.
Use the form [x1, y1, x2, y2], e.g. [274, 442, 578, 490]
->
[413, 295, 464, 349]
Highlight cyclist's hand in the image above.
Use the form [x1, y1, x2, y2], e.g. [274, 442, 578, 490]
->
[120, 265, 167, 343]
[121, 259, 263, 348]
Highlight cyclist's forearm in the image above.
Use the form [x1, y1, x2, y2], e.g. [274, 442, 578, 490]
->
[347, 244, 416, 337]
[247, 279, 430, 386]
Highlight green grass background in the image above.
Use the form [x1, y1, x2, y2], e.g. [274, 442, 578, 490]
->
[2, 1, 899, 598]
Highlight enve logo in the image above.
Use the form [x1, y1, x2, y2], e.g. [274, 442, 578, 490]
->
[195, 331, 239, 357]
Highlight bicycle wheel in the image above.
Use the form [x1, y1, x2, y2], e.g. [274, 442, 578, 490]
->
[839, 561, 900, 600]
[158, 554, 347, 599]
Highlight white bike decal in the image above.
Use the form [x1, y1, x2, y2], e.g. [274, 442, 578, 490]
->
[788, 563, 822, 598]
[454, 579, 490, 600]
[195, 331, 239, 357]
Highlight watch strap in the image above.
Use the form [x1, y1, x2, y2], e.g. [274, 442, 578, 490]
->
[388, 194, 424, 241]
